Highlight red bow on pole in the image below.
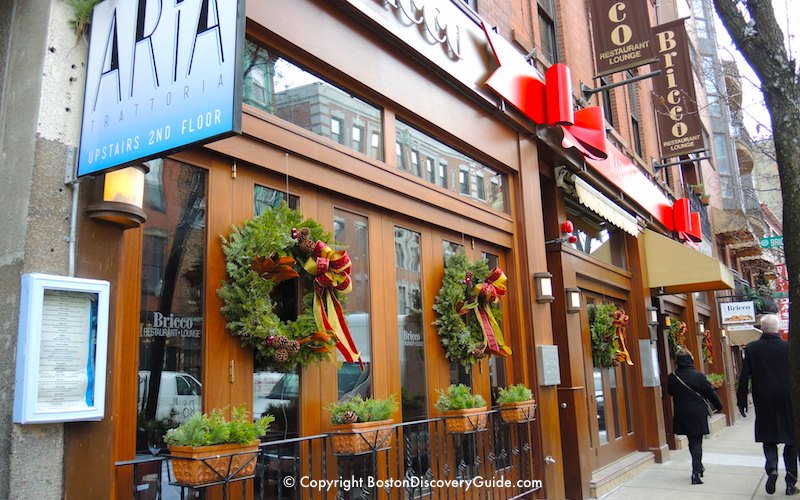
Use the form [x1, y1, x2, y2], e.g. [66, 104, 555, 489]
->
[482, 22, 608, 161]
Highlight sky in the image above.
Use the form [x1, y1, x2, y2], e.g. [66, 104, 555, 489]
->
[713, 0, 800, 139]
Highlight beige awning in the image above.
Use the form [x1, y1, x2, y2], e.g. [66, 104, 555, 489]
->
[644, 229, 735, 294]
[574, 178, 641, 236]
[727, 326, 762, 346]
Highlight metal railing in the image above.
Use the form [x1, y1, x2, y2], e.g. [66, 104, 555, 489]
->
[116, 409, 540, 499]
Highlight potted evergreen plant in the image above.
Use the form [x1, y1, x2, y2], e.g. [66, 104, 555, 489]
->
[326, 395, 398, 454]
[434, 384, 488, 433]
[164, 405, 274, 486]
[497, 384, 537, 423]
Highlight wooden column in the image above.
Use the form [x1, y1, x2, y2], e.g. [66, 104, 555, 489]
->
[511, 138, 565, 499]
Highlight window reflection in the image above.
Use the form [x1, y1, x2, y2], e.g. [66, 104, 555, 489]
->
[443, 241, 471, 387]
[137, 160, 206, 456]
[251, 186, 300, 444]
[243, 41, 383, 161]
[396, 227, 427, 422]
[335, 209, 372, 400]
[395, 120, 508, 212]
[566, 202, 628, 270]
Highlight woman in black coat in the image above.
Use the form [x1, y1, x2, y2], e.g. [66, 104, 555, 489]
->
[667, 348, 723, 484]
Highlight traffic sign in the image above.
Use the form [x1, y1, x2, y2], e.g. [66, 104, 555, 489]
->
[760, 235, 784, 248]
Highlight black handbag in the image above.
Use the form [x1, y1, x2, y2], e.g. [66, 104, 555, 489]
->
[675, 374, 716, 417]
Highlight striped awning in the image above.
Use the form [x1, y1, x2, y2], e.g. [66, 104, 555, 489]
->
[574, 178, 641, 236]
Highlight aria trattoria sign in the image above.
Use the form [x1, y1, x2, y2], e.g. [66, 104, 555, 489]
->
[589, 0, 656, 76]
[77, 0, 245, 177]
[652, 19, 705, 158]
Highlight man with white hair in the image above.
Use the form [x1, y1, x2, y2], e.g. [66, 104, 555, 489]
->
[737, 313, 797, 495]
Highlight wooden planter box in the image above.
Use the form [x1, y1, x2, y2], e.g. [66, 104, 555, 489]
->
[330, 419, 394, 455]
[443, 407, 488, 434]
[168, 441, 260, 486]
[499, 400, 537, 424]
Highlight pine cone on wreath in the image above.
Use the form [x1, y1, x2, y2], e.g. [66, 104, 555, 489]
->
[273, 349, 289, 362]
[341, 410, 358, 424]
[299, 239, 316, 254]
[471, 342, 487, 359]
[273, 336, 291, 349]
[288, 340, 301, 354]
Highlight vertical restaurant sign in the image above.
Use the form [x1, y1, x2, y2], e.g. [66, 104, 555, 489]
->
[590, 0, 656, 76]
[651, 19, 704, 158]
[77, 0, 245, 177]
[775, 263, 789, 292]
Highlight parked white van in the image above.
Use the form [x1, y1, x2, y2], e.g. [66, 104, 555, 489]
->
[138, 371, 201, 423]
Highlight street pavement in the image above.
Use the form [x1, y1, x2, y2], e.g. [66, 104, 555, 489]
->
[601, 414, 799, 499]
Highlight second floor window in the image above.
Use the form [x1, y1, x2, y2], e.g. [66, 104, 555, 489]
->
[538, 0, 558, 62]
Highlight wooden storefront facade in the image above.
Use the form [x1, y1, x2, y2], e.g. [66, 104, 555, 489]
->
[61, 1, 734, 499]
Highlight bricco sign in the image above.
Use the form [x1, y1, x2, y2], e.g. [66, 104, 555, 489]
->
[652, 19, 704, 158]
[77, 0, 245, 177]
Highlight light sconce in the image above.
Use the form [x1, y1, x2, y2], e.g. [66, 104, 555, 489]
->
[647, 306, 659, 327]
[86, 163, 148, 229]
[534, 272, 555, 303]
[697, 322, 705, 336]
[566, 287, 581, 313]
[721, 329, 727, 339]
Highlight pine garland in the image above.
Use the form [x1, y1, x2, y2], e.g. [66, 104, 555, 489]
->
[217, 203, 337, 370]
[667, 319, 687, 360]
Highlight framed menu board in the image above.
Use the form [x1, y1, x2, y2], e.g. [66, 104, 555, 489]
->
[14, 273, 110, 424]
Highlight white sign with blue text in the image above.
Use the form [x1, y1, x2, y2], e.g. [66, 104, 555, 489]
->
[77, 0, 245, 177]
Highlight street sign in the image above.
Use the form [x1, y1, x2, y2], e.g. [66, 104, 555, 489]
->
[759, 235, 784, 248]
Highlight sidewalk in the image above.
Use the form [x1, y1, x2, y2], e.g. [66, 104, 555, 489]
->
[601, 415, 798, 499]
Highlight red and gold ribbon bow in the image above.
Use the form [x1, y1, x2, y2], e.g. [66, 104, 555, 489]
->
[703, 331, 714, 365]
[303, 241, 363, 369]
[470, 268, 512, 357]
[612, 309, 633, 366]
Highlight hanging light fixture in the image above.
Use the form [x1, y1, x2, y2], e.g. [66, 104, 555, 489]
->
[565, 287, 581, 313]
[534, 272, 555, 303]
[87, 164, 148, 228]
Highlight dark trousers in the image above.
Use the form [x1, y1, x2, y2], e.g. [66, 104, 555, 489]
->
[688, 435, 704, 474]
[763, 443, 798, 485]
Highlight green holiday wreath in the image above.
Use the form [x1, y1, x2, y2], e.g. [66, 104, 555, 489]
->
[433, 253, 511, 372]
[217, 203, 339, 371]
[667, 318, 687, 360]
[589, 302, 619, 368]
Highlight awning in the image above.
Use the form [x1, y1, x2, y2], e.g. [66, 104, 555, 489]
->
[644, 229, 735, 294]
[574, 178, 641, 236]
[726, 325, 762, 346]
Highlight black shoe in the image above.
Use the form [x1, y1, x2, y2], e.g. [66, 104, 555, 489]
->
[692, 472, 703, 485]
[787, 484, 799, 495]
[767, 470, 779, 494]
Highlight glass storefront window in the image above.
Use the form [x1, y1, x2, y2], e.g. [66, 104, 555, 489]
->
[243, 41, 383, 161]
[395, 120, 508, 213]
[251, 186, 301, 442]
[334, 209, 372, 400]
[396, 227, 428, 422]
[137, 159, 206, 455]
[443, 241, 471, 387]
[567, 202, 628, 270]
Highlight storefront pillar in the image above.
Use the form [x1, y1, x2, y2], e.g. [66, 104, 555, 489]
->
[629, 236, 669, 463]
[512, 139, 565, 499]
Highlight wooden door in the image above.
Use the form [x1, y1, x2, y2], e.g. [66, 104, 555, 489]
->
[579, 286, 637, 469]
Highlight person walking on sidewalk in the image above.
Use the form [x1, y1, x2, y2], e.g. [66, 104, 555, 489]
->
[737, 314, 798, 496]
[668, 347, 723, 485]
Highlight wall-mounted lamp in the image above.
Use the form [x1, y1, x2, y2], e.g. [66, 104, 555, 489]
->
[566, 287, 581, 313]
[697, 322, 706, 336]
[86, 164, 148, 229]
[647, 306, 659, 326]
[721, 329, 727, 339]
[534, 272, 554, 303]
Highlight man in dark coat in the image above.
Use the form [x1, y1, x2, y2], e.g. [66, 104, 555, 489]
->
[737, 314, 797, 495]
[668, 347, 723, 484]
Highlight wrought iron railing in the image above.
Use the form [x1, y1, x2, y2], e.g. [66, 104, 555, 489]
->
[116, 409, 541, 499]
